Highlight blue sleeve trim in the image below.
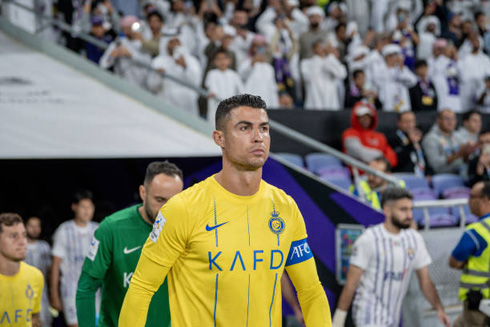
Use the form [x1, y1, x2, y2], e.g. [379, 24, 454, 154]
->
[452, 230, 487, 261]
[285, 238, 313, 266]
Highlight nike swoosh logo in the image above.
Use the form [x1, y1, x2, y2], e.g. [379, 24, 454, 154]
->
[205, 222, 229, 231]
[123, 246, 141, 254]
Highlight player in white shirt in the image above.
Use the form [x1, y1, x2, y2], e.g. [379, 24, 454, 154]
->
[50, 190, 99, 327]
[332, 187, 450, 327]
[25, 216, 52, 327]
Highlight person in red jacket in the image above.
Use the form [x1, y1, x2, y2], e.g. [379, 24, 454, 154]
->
[342, 101, 398, 168]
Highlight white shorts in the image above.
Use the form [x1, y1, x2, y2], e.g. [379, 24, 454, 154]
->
[62, 296, 78, 326]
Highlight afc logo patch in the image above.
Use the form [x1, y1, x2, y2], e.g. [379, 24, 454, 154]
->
[407, 247, 415, 260]
[268, 211, 285, 235]
[150, 212, 166, 243]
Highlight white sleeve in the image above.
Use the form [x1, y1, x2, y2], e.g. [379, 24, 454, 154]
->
[397, 66, 417, 87]
[349, 230, 374, 270]
[323, 55, 347, 79]
[146, 57, 165, 93]
[51, 227, 65, 259]
[182, 56, 202, 86]
[300, 59, 312, 82]
[99, 42, 118, 70]
[413, 232, 432, 270]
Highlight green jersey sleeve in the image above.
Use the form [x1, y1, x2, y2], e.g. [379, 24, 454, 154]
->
[83, 221, 114, 279]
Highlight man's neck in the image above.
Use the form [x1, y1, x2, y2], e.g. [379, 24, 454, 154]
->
[138, 206, 152, 225]
[383, 221, 401, 235]
[74, 219, 88, 227]
[0, 257, 20, 276]
[215, 163, 262, 196]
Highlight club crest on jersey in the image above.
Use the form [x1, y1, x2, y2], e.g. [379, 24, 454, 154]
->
[407, 247, 415, 260]
[25, 284, 33, 299]
[150, 212, 166, 243]
[268, 211, 285, 235]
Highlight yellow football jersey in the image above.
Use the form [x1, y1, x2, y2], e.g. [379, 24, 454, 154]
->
[0, 262, 44, 327]
[124, 175, 319, 326]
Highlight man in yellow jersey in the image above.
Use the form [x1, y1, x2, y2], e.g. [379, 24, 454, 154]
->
[0, 213, 44, 327]
[119, 94, 332, 326]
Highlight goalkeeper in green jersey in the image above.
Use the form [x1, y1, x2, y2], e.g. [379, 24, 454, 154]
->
[76, 161, 183, 327]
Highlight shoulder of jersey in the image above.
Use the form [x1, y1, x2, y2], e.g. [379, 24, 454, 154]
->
[22, 262, 43, 280]
[99, 205, 139, 228]
[56, 220, 75, 231]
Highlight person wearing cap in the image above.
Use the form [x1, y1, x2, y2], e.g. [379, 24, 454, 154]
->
[85, 15, 115, 64]
[301, 39, 347, 110]
[373, 44, 417, 112]
[238, 34, 279, 108]
[341, 101, 398, 168]
[147, 34, 202, 117]
[476, 75, 490, 113]
[299, 6, 326, 60]
[99, 16, 152, 88]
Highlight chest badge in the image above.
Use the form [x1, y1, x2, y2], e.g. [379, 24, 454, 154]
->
[26, 284, 34, 299]
[269, 211, 285, 235]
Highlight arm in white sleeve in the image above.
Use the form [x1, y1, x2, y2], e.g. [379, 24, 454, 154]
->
[344, 137, 383, 162]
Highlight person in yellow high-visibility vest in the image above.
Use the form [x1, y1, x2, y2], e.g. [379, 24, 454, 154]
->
[450, 181, 490, 327]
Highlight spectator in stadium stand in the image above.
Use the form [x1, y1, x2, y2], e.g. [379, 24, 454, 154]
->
[364, 33, 390, 86]
[204, 24, 237, 74]
[441, 11, 463, 47]
[229, 10, 256, 65]
[422, 109, 477, 175]
[238, 35, 279, 108]
[416, 16, 439, 61]
[99, 16, 152, 88]
[432, 42, 463, 112]
[50, 191, 99, 327]
[475, 11, 490, 54]
[342, 101, 398, 168]
[278, 91, 295, 109]
[25, 216, 52, 327]
[205, 48, 244, 122]
[350, 156, 394, 210]
[346, 45, 370, 78]
[326, 22, 350, 62]
[427, 38, 447, 78]
[415, 2, 441, 39]
[301, 40, 347, 110]
[324, 2, 347, 33]
[409, 59, 438, 112]
[456, 110, 482, 145]
[373, 44, 417, 112]
[299, 6, 326, 60]
[389, 111, 427, 176]
[460, 32, 490, 111]
[450, 181, 490, 327]
[343, 0, 369, 37]
[344, 69, 381, 109]
[132, 11, 165, 57]
[391, 7, 419, 71]
[85, 16, 115, 64]
[76, 161, 183, 327]
[476, 76, 490, 113]
[269, 14, 299, 100]
[147, 34, 202, 117]
[468, 130, 490, 187]
[333, 187, 450, 327]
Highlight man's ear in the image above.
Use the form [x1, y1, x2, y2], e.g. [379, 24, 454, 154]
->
[139, 185, 146, 202]
[213, 130, 225, 148]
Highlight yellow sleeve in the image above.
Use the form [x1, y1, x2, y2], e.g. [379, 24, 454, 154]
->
[285, 258, 332, 327]
[119, 195, 191, 327]
[33, 268, 44, 314]
[284, 198, 331, 326]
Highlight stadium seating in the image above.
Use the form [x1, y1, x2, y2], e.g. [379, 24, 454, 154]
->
[276, 153, 304, 168]
[305, 153, 343, 173]
[392, 173, 430, 190]
[320, 176, 351, 191]
[431, 174, 465, 198]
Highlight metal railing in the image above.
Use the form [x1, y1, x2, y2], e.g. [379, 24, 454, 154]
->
[413, 198, 469, 230]
[0, 0, 410, 204]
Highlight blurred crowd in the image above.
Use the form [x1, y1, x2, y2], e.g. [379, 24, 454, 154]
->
[5, 0, 490, 121]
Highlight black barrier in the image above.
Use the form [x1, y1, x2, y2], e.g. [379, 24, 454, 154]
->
[268, 110, 490, 156]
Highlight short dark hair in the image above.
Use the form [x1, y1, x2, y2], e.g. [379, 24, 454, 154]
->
[352, 69, 364, 79]
[397, 110, 414, 122]
[479, 181, 490, 199]
[214, 47, 230, 59]
[381, 187, 413, 208]
[475, 11, 485, 21]
[371, 156, 392, 173]
[414, 59, 428, 70]
[462, 110, 481, 122]
[73, 190, 94, 204]
[144, 161, 183, 185]
[215, 94, 267, 130]
[147, 11, 164, 23]
[480, 128, 490, 136]
[0, 213, 23, 234]
[335, 22, 346, 33]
